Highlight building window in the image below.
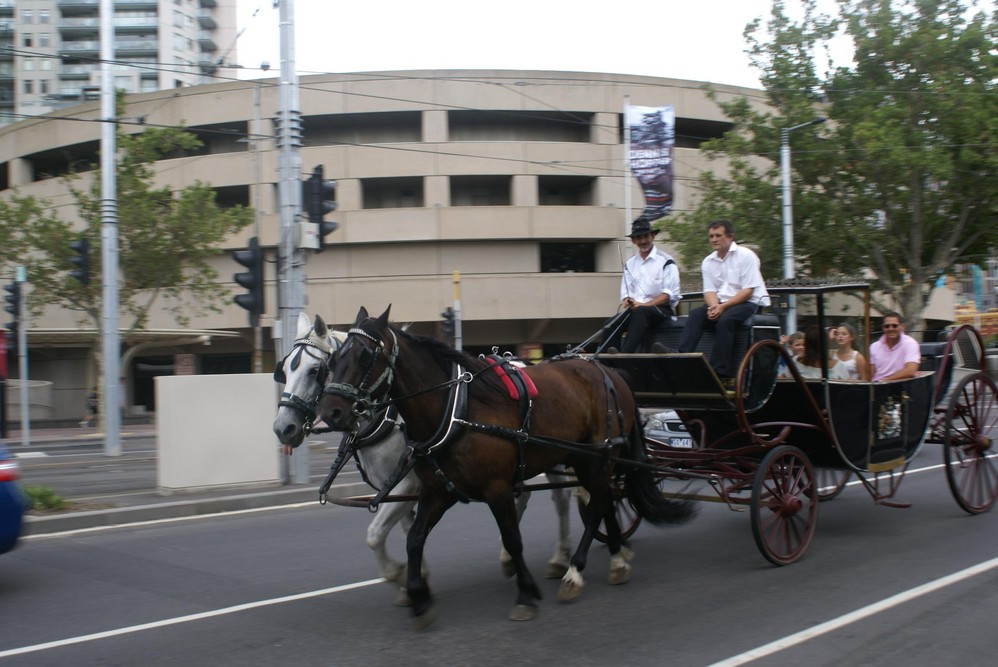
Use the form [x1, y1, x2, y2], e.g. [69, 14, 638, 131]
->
[22, 34, 33, 48]
[450, 175, 511, 206]
[173, 11, 183, 28]
[449, 110, 592, 143]
[23, 80, 33, 94]
[23, 58, 34, 71]
[173, 33, 185, 51]
[39, 10, 50, 24]
[40, 80, 49, 95]
[538, 176, 596, 206]
[40, 59, 52, 71]
[21, 10, 33, 24]
[361, 177, 424, 209]
[540, 243, 596, 273]
[39, 33, 50, 48]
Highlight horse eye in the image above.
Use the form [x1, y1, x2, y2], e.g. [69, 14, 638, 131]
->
[359, 347, 374, 367]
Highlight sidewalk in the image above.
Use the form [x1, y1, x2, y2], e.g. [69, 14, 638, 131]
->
[10, 422, 370, 536]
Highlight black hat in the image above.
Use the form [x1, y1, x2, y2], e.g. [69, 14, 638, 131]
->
[627, 219, 658, 238]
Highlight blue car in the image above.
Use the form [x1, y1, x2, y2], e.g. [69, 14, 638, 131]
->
[0, 440, 25, 554]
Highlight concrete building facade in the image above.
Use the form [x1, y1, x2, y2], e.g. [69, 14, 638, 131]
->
[0, 69, 764, 421]
[1, 0, 237, 125]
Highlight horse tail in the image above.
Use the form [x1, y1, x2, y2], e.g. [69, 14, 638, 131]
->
[623, 410, 697, 525]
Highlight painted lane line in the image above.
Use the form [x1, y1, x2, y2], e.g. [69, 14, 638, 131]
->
[710, 556, 998, 666]
[0, 578, 385, 659]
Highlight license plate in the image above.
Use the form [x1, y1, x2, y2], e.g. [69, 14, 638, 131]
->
[668, 437, 694, 449]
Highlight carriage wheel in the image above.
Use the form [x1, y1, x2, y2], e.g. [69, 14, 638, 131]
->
[815, 469, 851, 501]
[751, 446, 818, 566]
[943, 372, 998, 515]
[575, 475, 641, 544]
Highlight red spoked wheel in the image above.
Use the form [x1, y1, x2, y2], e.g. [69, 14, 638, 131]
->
[751, 446, 818, 566]
[575, 475, 641, 544]
[943, 373, 998, 515]
[815, 469, 851, 501]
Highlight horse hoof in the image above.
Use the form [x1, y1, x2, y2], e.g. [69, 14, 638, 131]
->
[545, 562, 569, 579]
[608, 564, 631, 586]
[412, 606, 437, 631]
[501, 560, 516, 579]
[557, 580, 583, 602]
[393, 588, 412, 607]
[508, 604, 538, 621]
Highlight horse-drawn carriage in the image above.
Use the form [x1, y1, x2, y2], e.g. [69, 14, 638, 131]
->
[273, 280, 996, 625]
[597, 280, 997, 565]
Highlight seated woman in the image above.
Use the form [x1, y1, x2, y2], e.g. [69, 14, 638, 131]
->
[831, 322, 868, 381]
[795, 325, 849, 380]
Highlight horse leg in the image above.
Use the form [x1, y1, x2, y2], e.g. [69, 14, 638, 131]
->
[406, 492, 453, 630]
[366, 500, 413, 584]
[485, 486, 543, 621]
[546, 476, 573, 578]
[558, 470, 607, 602]
[500, 489, 532, 578]
[599, 492, 633, 586]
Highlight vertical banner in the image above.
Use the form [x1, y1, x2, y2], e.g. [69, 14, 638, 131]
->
[627, 105, 675, 224]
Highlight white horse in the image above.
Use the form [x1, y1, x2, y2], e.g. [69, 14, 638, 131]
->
[272, 313, 573, 596]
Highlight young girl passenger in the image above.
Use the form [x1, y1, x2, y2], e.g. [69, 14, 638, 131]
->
[833, 323, 868, 381]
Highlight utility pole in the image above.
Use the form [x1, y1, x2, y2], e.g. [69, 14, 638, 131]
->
[100, 0, 121, 456]
[275, 0, 307, 483]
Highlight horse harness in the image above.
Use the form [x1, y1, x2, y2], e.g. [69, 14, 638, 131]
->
[324, 325, 630, 510]
[275, 332, 339, 431]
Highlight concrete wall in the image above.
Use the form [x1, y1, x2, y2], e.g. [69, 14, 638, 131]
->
[156, 373, 280, 494]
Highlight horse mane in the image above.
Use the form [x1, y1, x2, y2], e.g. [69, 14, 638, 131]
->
[385, 323, 508, 402]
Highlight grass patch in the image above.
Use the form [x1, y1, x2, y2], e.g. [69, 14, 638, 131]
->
[23, 485, 69, 511]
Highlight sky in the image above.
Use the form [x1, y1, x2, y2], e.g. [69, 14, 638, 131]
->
[231, 0, 833, 89]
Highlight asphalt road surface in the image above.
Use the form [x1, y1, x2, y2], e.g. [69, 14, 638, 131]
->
[2, 446, 997, 666]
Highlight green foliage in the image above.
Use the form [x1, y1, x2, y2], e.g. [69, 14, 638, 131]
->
[0, 97, 253, 335]
[671, 0, 997, 327]
[23, 485, 68, 511]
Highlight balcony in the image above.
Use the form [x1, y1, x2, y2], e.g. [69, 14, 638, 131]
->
[58, 17, 99, 34]
[115, 39, 158, 56]
[198, 33, 217, 52]
[199, 0, 217, 7]
[59, 64, 95, 79]
[115, 16, 159, 32]
[57, 0, 157, 8]
[197, 14, 217, 30]
[59, 40, 99, 56]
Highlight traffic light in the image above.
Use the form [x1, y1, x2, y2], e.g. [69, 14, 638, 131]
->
[233, 237, 264, 327]
[3, 282, 20, 355]
[441, 306, 455, 339]
[69, 237, 90, 285]
[302, 165, 338, 251]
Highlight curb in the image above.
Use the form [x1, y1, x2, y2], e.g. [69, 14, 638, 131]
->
[24, 481, 373, 536]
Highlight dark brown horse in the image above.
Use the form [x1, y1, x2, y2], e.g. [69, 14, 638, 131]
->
[316, 306, 694, 627]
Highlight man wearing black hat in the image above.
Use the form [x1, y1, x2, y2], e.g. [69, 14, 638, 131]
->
[613, 218, 682, 353]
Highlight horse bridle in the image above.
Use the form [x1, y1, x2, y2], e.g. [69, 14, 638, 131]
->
[324, 325, 400, 420]
[276, 335, 339, 426]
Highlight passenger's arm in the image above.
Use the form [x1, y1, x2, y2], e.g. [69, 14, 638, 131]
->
[877, 361, 919, 382]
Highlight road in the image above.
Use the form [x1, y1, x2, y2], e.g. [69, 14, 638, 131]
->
[2, 446, 997, 666]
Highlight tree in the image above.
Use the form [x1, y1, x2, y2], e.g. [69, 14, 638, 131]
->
[669, 0, 997, 330]
[0, 106, 252, 417]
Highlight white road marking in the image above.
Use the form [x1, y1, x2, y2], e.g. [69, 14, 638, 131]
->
[0, 578, 385, 659]
[710, 556, 998, 666]
[13, 451, 49, 459]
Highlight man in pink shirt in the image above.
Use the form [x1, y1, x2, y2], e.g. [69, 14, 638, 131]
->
[868, 311, 921, 382]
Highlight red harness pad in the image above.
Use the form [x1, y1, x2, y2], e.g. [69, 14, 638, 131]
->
[486, 359, 538, 400]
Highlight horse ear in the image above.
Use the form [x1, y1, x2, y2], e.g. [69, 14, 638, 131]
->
[273, 360, 286, 384]
[295, 312, 311, 338]
[313, 314, 327, 337]
[377, 305, 392, 327]
[353, 306, 369, 326]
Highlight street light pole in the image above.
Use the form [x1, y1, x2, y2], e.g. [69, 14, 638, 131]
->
[780, 117, 826, 333]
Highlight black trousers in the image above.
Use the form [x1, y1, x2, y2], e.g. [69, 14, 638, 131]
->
[621, 305, 670, 353]
[678, 302, 757, 377]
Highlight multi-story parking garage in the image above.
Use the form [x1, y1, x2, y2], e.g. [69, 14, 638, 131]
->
[0, 69, 764, 420]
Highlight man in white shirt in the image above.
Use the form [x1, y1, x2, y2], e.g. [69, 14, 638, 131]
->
[616, 218, 682, 353]
[678, 219, 769, 380]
